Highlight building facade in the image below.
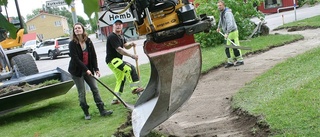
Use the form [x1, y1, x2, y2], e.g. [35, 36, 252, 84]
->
[26, 13, 70, 40]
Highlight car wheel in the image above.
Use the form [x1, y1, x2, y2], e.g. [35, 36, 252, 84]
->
[49, 51, 57, 60]
[33, 52, 40, 60]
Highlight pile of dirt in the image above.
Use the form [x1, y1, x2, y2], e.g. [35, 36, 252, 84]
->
[113, 111, 134, 137]
[0, 80, 60, 98]
[0, 82, 36, 97]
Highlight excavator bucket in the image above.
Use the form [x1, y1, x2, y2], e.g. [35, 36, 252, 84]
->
[132, 34, 201, 136]
[0, 68, 74, 115]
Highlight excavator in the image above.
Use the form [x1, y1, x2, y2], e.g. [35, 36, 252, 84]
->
[0, 0, 74, 115]
[1, 0, 213, 136]
[104, 0, 214, 136]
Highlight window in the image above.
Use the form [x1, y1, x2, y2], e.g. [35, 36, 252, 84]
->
[43, 41, 54, 47]
[54, 21, 61, 26]
[28, 25, 36, 31]
[264, 0, 283, 9]
[41, 15, 46, 19]
[37, 34, 44, 40]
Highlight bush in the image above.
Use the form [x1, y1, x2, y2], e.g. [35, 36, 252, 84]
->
[194, 0, 265, 47]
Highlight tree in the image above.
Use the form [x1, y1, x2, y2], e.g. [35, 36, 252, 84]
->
[26, 8, 42, 21]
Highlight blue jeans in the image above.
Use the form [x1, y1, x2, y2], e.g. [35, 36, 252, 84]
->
[72, 72, 104, 108]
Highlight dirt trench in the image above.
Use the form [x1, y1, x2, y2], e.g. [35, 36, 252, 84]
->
[154, 28, 320, 137]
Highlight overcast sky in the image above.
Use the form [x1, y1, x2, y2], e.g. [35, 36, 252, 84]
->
[3, 0, 90, 20]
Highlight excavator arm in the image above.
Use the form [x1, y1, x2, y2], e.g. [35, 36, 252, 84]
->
[105, 0, 214, 136]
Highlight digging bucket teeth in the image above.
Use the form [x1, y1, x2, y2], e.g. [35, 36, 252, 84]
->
[132, 34, 202, 136]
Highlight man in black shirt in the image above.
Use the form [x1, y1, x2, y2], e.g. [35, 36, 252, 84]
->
[106, 19, 144, 104]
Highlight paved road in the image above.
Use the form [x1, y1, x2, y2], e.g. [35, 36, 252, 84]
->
[251, 4, 320, 30]
[36, 35, 148, 77]
[36, 3, 320, 76]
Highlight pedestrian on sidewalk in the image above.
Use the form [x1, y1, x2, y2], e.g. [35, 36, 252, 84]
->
[216, 0, 244, 68]
[68, 22, 113, 120]
[105, 19, 144, 105]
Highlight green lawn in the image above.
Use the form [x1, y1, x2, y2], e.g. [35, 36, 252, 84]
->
[274, 15, 320, 30]
[232, 47, 320, 136]
[0, 15, 319, 137]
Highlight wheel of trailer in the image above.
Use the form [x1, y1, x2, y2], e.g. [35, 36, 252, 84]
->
[33, 52, 40, 60]
[48, 51, 57, 60]
[260, 24, 270, 36]
[11, 54, 39, 76]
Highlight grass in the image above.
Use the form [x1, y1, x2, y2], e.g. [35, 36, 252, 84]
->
[274, 15, 320, 30]
[232, 16, 320, 136]
[0, 16, 319, 136]
[232, 47, 320, 136]
[201, 34, 303, 73]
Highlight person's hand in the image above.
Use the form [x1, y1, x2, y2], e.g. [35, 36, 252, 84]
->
[131, 54, 138, 60]
[224, 33, 228, 39]
[131, 42, 136, 47]
[216, 28, 220, 32]
[95, 71, 101, 77]
[86, 70, 92, 76]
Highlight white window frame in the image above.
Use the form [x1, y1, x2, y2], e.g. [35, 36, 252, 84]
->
[54, 21, 61, 26]
[28, 25, 36, 31]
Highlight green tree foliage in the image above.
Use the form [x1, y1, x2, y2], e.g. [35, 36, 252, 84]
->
[87, 12, 99, 34]
[194, 0, 265, 47]
[298, 0, 320, 6]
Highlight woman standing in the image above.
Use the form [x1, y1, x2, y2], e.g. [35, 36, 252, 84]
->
[68, 22, 112, 120]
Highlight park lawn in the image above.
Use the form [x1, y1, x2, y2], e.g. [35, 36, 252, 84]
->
[232, 46, 320, 136]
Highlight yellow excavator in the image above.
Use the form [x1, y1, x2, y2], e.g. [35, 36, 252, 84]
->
[0, 0, 74, 115]
[105, 0, 215, 136]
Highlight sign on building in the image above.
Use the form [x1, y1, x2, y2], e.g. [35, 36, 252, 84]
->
[46, 0, 67, 7]
[98, 9, 135, 27]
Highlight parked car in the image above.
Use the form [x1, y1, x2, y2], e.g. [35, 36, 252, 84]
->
[33, 37, 70, 60]
[23, 39, 41, 52]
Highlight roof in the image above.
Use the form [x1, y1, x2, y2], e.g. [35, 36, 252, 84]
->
[22, 33, 37, 43]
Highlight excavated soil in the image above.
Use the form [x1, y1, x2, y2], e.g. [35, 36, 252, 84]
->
[155, 28, 320, 137]
[0, 80, 60, 97]
[114, 28, 320, 137]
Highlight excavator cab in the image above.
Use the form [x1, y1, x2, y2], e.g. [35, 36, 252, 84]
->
[0, 29, 24, 49]
[0, 0, 25, 49]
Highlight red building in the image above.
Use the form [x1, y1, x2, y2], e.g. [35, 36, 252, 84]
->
[257, 0, 299, 14]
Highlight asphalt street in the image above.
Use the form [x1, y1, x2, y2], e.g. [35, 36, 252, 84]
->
[36, 3, 320, 77]
[35, 35, 148, 77]
[251, 4, 320, 30]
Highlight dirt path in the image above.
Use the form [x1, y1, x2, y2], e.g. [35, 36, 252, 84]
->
[156, 28, 320, 137]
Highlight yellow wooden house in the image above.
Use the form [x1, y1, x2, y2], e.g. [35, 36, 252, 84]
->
[26, 12, 70, 40]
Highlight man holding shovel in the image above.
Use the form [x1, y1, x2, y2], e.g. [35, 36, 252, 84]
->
[216, 0, 244, 68]
[105, 18, 144, 105]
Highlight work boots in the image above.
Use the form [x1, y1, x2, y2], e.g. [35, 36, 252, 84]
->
[96, 103, 113, 116]
[81, 105, 91, 120]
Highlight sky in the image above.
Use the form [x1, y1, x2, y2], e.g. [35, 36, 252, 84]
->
[3, 0, 90, 20]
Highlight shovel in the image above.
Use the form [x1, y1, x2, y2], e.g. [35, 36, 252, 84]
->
[133, 45, 140, 77]
[92, 76, 134, 110]
[218, 31, 252, 50]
